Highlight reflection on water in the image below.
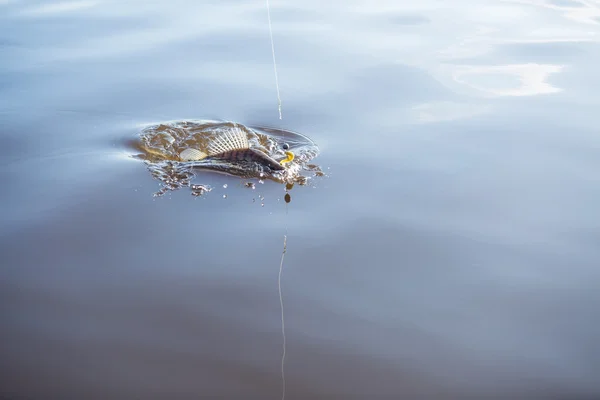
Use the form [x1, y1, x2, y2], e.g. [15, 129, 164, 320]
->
[1, 0, 600, 399]
[451, 63, 564, 96]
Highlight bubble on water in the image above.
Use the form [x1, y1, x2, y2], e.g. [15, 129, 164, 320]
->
[223, 194, 227, 199]
[223, 184, 228, 189]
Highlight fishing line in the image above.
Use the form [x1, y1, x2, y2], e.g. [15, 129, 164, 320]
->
[266, 0, 283, 120]
[266, 2, 288, 398]
[278, 229, 287, 400]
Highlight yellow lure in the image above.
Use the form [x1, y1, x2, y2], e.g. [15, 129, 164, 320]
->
[280, 151, 294, 165]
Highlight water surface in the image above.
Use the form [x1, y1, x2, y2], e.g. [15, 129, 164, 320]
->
[1, 0, 600, 398]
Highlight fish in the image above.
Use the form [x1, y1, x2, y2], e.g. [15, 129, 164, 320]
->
[178, 125, 288, 171]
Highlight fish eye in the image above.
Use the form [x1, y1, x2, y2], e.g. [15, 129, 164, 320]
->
[282, 143, 289, 150]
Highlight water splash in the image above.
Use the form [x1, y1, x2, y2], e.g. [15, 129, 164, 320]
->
[129, 120, 322, 197]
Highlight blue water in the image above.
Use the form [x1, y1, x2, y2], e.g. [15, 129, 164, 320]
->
[1, 0, 600, 398]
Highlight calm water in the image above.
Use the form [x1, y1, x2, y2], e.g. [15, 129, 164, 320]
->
[2, 0, 600, 398]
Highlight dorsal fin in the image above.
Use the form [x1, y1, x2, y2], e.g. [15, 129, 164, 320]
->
[207, 126, 249, 156]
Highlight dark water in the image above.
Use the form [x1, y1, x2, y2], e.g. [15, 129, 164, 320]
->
[2, 0, 600, 398]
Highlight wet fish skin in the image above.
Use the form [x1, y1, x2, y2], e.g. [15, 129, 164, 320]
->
[214, 148, 285, 171]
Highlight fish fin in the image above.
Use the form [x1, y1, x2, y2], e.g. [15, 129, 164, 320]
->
[207, 126, 250, 156]
[179, 148, 208, 161]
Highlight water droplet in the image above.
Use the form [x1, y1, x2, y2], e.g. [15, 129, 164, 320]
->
[223, 184, 228, 188]
[261, 203, 264, 207]
[223, 194, 227, 199]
